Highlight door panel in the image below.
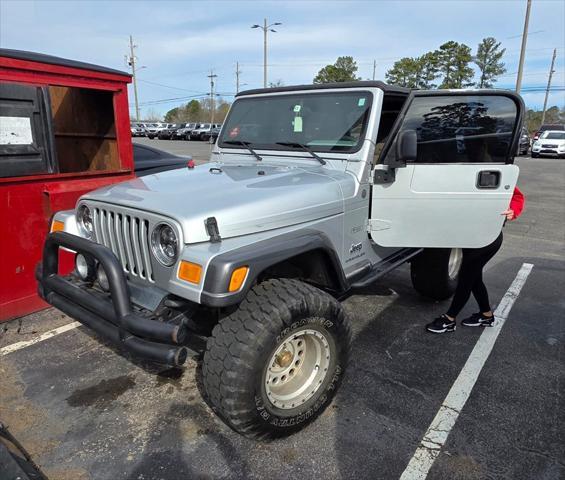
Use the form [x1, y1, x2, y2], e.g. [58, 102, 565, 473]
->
[370, 90, 523, 249]
[371, 164, 518, 248]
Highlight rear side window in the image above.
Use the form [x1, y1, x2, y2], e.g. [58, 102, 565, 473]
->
[386, 95, 519, 164]
[0, 83, 55, 177]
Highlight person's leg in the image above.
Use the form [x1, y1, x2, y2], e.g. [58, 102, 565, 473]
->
[426, 252, 482, 333]
[461, 233, 504, 327]
[445, 251, 484, 319]
[471, 273, 492, 314]
[427, 233, 503, 334]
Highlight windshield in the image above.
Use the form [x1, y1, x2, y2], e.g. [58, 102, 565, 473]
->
[219, 91, 373, 153]
[542, 131, 565, 140]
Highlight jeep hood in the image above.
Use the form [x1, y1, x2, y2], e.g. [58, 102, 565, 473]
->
[82, 163, 347, 243]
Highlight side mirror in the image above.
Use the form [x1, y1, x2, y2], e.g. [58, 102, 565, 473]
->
[392, 129, 417, 167]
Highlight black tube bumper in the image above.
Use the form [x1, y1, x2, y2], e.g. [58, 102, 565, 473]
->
[37, 232, 189, 367]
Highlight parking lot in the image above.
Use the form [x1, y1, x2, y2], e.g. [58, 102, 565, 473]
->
[1, 149, 563, 480]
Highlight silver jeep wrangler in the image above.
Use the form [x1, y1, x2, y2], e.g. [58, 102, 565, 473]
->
[38, 81, 523, 438]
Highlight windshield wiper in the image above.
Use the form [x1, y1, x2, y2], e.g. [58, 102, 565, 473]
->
[223, 140, 262, 161]
[275, 142, 327, 165]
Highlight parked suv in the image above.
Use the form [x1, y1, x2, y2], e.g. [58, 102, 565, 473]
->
[39, 82, 524, 439]
[130, 123, 145, 137]
[145, 123, 167, 139]
[518, 127, 531, 155]
[531, 130, 565, 158]
[532, 123, 564, 142]
[190, 123, 214, 140]
[175, 123, 198, 140]
[158, 123, 185, 140]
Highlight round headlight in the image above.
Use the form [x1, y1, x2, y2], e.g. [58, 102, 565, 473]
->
[75, 253, 96, 282]
[151, 223, 178, 266]
[97, 264, 109, 291]
[77, 205, 94, 239]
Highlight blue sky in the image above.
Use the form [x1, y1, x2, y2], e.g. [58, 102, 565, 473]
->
[1, 0, 564, 119]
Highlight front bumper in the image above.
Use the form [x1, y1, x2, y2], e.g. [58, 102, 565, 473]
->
[37, 232, 190, 367]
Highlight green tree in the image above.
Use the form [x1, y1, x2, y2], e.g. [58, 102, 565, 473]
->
[313, 56, 360, 83]
[525, 106, 565, 133]
[269, 79, 284, 88]
[436, 41, 474, 89]
[385, 52, 439, 89]
[417, 52, 440, 89]
[164, 107, 180, 123]
[184, 99, 202, 121]
[385, 57, 420, 88]
[474, 37, 506, 88]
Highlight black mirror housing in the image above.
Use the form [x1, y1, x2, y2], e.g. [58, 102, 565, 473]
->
[392, 129, 417, 167]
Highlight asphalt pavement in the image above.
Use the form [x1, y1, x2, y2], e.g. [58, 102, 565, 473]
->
[0, 152, 563, 480]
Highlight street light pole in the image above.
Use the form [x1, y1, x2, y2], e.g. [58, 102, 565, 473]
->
[252, 19, 282, 88]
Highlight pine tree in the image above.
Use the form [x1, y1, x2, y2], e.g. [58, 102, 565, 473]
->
[436, 41, 474, 89]
[474, 37, 507, 88]
[313, 56, 360, 83]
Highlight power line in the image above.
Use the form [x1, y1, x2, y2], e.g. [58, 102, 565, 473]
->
[137, 79, 203, 93]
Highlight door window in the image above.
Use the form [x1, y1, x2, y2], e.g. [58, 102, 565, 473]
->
[384, 94, 519, 164]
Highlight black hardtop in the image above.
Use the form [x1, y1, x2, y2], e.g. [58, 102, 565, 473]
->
[236, 80, 410, 97]
[0, 48, 131, 77]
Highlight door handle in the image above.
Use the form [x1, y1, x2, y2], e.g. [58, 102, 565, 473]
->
[476, 170, 501, 189]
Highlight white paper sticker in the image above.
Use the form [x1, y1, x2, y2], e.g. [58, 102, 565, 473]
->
[0, 116, 33, 145]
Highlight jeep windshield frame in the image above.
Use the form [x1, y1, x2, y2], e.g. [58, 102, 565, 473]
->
[218, 90, 374, 154]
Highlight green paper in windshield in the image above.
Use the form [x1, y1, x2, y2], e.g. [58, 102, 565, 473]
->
[294, 117, 303, 132]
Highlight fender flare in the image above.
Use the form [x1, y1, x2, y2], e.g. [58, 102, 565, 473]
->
[200, 229, 347, 307]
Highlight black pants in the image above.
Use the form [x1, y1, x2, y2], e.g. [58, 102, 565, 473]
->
[446, 232, 503, 318]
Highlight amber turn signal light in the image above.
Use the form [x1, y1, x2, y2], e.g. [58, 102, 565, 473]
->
[229, 266, 249, 292]
[51, 220, 65, 233]
[178, 261, 202, 284]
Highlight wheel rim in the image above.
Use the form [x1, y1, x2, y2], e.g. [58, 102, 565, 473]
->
[264, 327, 331, 410]
[448, 248, 463, 280]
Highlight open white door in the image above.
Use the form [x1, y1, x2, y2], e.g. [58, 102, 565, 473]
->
[370, 91, 523, 249]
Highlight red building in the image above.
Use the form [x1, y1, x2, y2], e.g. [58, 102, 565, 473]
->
[0, 49, 135, 322]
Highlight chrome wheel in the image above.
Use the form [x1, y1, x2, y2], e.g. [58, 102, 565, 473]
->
[448, 248, 463, 280]
[264, 327, 331, 410]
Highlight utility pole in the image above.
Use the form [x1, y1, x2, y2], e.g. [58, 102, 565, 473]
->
[515, 0, 532, 93]
[235, 61, 241, 94]
[208, 70, 217, 124]
[372, 60, 376, 81]
[127, 35, 140, 121]
[252, 19, 282, 88]
[263, 18, 268, 88]
[541, 48, 557, 125]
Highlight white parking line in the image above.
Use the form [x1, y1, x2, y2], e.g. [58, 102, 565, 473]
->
[0, 321, 81, 356]
[399, 262, 534, 480]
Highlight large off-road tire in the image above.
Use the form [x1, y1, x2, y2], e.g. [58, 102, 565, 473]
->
[410, 248, 462, 300]
[202, 278, 351, 439]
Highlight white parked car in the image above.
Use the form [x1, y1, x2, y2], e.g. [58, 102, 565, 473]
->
[531, 130, 565, 158]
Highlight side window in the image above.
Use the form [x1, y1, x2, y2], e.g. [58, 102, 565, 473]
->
[0, 83, 55, 177]
[374, 93, 408, 164]
[384, 95, 518, 164]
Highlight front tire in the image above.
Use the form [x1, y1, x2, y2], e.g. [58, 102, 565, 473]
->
[411, 248, 462, 300]
[202, 278, 351, 439]
[531, 153, 539, 158]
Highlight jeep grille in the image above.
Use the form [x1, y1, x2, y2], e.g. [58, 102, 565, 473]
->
[92, 207, 155, 282]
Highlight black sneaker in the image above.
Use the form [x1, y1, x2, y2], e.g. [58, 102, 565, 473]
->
[426, 315, 456, 334]
[461, 312, 495, 327]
